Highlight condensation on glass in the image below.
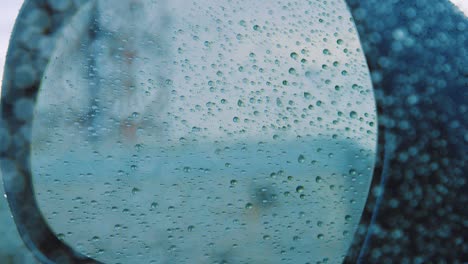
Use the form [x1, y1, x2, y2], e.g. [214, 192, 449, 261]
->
[31, 0, 377, 263]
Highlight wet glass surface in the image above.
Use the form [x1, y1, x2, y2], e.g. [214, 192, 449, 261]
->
[30, 0, 376, 263]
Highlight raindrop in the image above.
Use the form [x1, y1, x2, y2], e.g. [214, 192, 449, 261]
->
[134, 143, 143, 151]
[297, 154, 306, 163]
[290, 52, 298, 59]
[296, 186, 305, 193]
[131, 187, 140, 195]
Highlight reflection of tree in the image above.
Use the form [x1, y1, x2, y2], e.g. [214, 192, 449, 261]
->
[82, 0, 172, 142]
[83, 3, 100, 139]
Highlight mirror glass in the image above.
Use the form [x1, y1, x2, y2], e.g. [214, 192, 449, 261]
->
[32, 0, 377, 263]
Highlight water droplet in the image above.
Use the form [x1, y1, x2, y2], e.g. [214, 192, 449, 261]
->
[296, 186, 304, 193]
[349, 111, 357, 118]
[315, 176, 323, 183]
[303, 92, 311, 99]
[131, 187, 140, 194]
[290, 52, 298, 59]
[134, 143, 143, 151]
[317, 234, 324, 239]
[168, 245, 177, 252]
[245, 202, 253, 209]
[297, 154, 306, 163]
[345, 215, 352, 221]
[276, 98, 283, 107]
[187, 225, 195, 232]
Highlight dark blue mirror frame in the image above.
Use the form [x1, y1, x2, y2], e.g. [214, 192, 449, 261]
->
[0, 0, 466, 263]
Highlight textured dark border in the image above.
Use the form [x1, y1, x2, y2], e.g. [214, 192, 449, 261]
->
[0, 0, 101, 263]
[343, 0, 467, 263]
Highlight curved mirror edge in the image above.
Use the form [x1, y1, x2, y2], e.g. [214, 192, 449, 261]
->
[1, 0, 100, 263]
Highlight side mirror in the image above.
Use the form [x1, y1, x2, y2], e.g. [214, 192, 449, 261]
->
[1, 0, 466, 263]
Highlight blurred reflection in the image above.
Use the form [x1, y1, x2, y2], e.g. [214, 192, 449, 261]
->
[32, 0, 376, 263]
